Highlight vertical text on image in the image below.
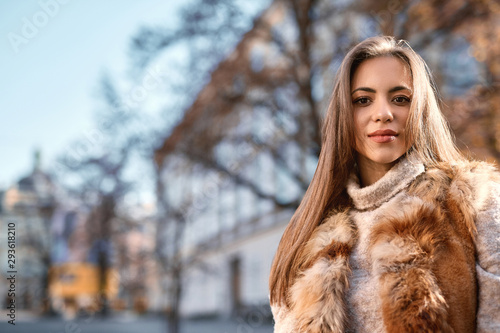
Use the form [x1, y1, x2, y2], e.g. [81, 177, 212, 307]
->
[6, 221, 17, 325]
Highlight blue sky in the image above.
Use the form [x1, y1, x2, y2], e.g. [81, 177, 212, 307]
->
[0, 0, 184, 189]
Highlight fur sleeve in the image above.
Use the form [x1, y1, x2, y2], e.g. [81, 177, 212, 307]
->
[271, 303, 297, 333]
[270, 210, 355, 333]
[474, 180, 500, 333]
[285, 210, 355, 333]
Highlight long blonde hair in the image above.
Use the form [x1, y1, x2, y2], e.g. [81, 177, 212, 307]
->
[269, 36, 464, 306]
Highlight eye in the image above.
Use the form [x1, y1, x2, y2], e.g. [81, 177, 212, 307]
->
[353, 97, 371, 105]
[393, 96, 411, 104]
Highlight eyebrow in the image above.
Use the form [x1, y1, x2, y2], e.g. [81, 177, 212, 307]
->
[351, 86, 412, 95]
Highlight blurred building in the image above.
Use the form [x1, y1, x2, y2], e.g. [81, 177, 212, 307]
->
[0, 151, 57, 312]
[0, 151, 160, 318]
[48, 205, 119, 318]
[112, 207, 162, 314]
[154, 0, 310, 319]
[152, 0, 497, 320]
[49, 195, 160, 317]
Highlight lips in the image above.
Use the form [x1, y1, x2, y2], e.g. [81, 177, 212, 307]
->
[368, 129, 398, 143]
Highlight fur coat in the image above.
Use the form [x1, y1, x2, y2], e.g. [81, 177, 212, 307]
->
[271, 155, 500, 333]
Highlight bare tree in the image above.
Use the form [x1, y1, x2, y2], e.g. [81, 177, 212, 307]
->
[128, 0, 499, 331]
[364, 0, 500, 160]
[56, 74, 151, 316]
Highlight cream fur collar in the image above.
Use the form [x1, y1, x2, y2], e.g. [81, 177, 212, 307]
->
[347, 154, 425, 210]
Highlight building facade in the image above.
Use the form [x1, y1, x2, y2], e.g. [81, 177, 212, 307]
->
[154, 0, 316, 318]
[0, 151, 57, 313]
[153, 0, 493, 319]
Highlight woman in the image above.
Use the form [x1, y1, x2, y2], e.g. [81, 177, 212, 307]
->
[269, 36, 500, 333]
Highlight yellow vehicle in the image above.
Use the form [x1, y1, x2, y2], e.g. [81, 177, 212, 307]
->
[49, 262, 119, 317]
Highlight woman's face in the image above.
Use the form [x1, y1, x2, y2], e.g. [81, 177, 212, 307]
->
[351, 56, 412, 168]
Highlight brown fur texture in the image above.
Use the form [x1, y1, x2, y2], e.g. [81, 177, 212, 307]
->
[273, 160, 499, 333]
[375, 162, 492, 333]
[370, 201, 455, 332]
[288, 210, 354, 333]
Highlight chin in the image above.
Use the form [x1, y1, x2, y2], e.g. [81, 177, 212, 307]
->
[364, 151, 406, 166]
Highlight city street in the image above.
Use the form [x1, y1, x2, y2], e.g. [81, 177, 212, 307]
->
[0, 316, 274, 333]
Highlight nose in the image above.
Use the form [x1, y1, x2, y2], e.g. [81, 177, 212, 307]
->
[372, 99, 394, 122]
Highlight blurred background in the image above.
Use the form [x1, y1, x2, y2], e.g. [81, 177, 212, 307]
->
[0, 0, 499, 332]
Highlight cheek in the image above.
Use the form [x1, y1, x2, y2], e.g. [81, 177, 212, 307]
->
[402, 110, 412, 147]
[353, 112, 365, 137]
[400, 108, 410, 131]
[352, 112, 364, 149]
[353, 111, 360, 133]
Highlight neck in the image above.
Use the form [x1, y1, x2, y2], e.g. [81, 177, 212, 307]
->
[356, 155, 399, 187]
